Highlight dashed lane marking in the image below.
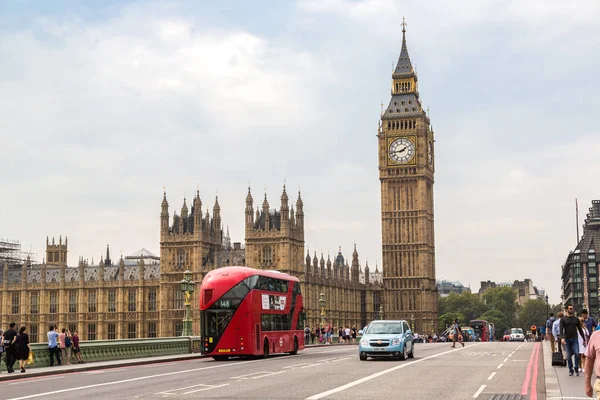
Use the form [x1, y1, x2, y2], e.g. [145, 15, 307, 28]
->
[487, 372, 496, 380]
[157, 383, 228, 395]
[473, 384, 486, 398]
[497, 363, 504, 369]
[183, 384, 229, 395]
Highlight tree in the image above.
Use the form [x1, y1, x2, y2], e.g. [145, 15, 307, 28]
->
[438, 312, 465, 333]
[439, 292, 486, 324]
[482, 287, 518, 329]
[517, 299, 549, 331]
[479, 309, 508, 340]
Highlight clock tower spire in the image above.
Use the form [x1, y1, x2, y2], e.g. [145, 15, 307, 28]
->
[378, 20, 437, 333]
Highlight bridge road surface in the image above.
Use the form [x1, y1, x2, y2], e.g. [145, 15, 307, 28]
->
[0, 342, 544, 400]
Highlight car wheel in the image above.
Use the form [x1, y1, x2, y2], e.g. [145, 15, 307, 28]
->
[407, 343, 414, 359]
[398, 346, 407, 361]
[359, 353, 367, 361]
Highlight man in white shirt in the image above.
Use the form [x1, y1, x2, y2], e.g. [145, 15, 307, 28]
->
[552, 311, 565, 359]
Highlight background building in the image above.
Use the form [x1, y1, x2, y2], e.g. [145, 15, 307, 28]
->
[561, 200, 600, 313]
[437, 280, 470, 297]
[478, 279, 545, 306]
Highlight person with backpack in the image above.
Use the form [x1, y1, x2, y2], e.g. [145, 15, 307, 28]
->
[59, 328, 72, 365]
[304, 326, 310, 345]
[547, 313, 557, 353]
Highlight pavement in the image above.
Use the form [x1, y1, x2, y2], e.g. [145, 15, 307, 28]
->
[0, 341, 542, 400]
[543, 339, 594, 400]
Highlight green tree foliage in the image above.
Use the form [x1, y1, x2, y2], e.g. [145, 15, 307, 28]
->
[517, 299, 549, 331]
[481, 287, 518, 328]
[438, 312, 465, 333]
[438, 292, 486, 324]
[479, 309, 508, 339]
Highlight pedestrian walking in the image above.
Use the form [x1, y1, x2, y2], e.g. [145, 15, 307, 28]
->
[72, 331, 84, 364]
[581, 309, 596, 334]
[351, 326, 357, 344]
[450, 319, 464, 348]
[584, 329, 600, 397]
[47, 325, 61, 366]
[304, 326, 310, 345]
[15, 326, 30, 373]
[59, 328, 72, 365]
[310, 328, 315, 345]
[546, 313, 557, 353]
[578, 317, 589, 373]
[3, 322, 18, 373]
[560, 305, 586, 376]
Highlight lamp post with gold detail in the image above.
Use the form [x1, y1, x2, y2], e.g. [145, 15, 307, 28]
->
[180, 269, 195, 336]
[319, 293, 326, 328]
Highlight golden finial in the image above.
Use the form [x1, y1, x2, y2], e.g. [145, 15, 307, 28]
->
[402, 16, 407, 33]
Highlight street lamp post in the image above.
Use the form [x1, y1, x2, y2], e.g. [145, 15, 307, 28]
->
[319, 292, 326, 328]
[545, 294, 549, 319]
[180, 269, 195, 336]
[379, 305, 384, 320]
[410, 313, 415, 332]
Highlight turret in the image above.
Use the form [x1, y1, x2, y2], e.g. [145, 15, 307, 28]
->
[364, 261, 370, 285]
[320, 253, 325, 279]
[326, 255, 332, 279]
[295, 191, 304, 229]
[204, 209, 211, 232]
[161, 191, 169, 238]
[212, 196, 221, 231]
[193, 191, 203, 233]
[345, 260, 350, 281]
[280, 185, 289, 225]
[255, 207, 260, 228]
[306, 249, 311, 271]
[105, 244, 112, 267]
[313, 252, 319, 276]
[245, 187, 254, 229]
[351, 244, 360, 283]
[118, 255, 125, 283]
[290, 205, 295, 227]
[262, 194, 270, 231]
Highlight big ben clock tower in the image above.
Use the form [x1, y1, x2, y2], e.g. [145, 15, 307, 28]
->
[378, 20, 437, 332]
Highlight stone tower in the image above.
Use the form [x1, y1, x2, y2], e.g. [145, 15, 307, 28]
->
[377, 21, 437, 331]
[245, 186, 305, 279]
[46, 236, 68, 267]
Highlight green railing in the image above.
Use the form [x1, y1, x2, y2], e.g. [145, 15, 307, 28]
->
[25, 336, 202, 368]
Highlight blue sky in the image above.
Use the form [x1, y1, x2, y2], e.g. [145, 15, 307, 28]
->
[1, 0, 600, 304]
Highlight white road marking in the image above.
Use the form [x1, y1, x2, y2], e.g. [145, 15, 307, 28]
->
[5, 357, 269, 400]
[497, 363, 504, 369]
[473, 384, 486, 398]
[183, 384, 229, 395]
[305, 343, 483, 400]
[157, 383, 222, 395]
[283, 363, 311, 369]
[487, 372, 496, 380]
[8, 377, 61, 385]
[503, 358, 509, 362]
[231, 371, 274, 380]
[251, 371, 285, 379]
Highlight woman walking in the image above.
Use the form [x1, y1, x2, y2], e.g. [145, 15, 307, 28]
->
[578, 317, 590, 372]
[15, 326, 30, 373]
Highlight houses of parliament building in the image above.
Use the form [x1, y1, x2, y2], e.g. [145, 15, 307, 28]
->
[0, 25, 437, 342]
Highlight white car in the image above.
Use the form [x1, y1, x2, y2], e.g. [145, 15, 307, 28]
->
[509, 328, 525, 342]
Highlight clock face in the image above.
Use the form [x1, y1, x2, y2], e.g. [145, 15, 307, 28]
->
[428, 140, 433, 166]
[389, 137, 415, 164]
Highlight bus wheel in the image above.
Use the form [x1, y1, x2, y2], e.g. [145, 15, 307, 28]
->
[212, 356, 229, 361]
[262, 339, 269, 358]
[289, 336, 298, 355]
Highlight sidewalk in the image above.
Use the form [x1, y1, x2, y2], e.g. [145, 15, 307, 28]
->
[543, 339, 593, 399]
[0, 342, 352, 382]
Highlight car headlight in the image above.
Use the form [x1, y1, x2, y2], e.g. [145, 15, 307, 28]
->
[392, 338, 401, 346]
[360, 339, 368, 346]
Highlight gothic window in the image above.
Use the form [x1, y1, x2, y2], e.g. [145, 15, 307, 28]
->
[11, 292, 20, 314]
[262, 246, 273, 266]
[87, 323, 96, 341]
[107, 323, 116, 340]
[68, 290, 77, 313]
[30, 292, 39, 314]
[68, 323, 77, 334]
[148, 289, 157, 311]
[148, 322, 157, 338]
[48, 253, 53, 263]
[174, 321, 183, 337]
[88, 290, 97, 313]
[174, 289, 184, 309]
[128, 289, 137, 312]
[30, 324, 38, 344]
[128, 322, 137, 339]
[49, 291, 58, 314]
[108, 290, 117, 312]
[177, 249, 185, 269]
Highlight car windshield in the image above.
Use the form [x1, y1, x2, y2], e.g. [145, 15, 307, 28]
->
[366, 323, 403, 334]
[511, 328, 523, 334]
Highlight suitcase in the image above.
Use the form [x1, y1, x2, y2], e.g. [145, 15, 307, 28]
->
[552, 351, 566, 367]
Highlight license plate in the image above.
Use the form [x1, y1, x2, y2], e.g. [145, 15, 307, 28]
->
[373, 347, 386, 351]
[218, 349, 231, 353]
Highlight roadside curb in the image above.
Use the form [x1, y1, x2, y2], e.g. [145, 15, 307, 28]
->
[542, 340, 562, 399]
[0, 353, 204, 383]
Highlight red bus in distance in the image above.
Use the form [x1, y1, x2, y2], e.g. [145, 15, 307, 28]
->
[199, 266, 306, 360]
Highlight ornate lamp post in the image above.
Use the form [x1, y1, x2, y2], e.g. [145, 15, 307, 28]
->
[180, 269, 195, 336]
[379, 305, 384, 320]
[319, 292, 326, 328]
[410, 313, 415, 331]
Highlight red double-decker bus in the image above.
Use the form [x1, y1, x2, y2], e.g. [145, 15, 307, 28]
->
[199, 266, 306, 360]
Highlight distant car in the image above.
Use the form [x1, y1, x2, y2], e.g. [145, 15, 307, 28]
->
[358, 320, 414, 361]
[503, 334, 511, 342]
[510, 328, 525, 342]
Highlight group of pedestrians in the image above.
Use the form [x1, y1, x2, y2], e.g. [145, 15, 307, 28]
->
[47, 325, 84, 366]
[548, 308, 596, 376]
[303, 323, 357, 345]
[0, 322, 32, 373]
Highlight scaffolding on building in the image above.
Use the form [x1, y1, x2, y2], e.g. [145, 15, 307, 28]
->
[0, 238, 38, 267]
